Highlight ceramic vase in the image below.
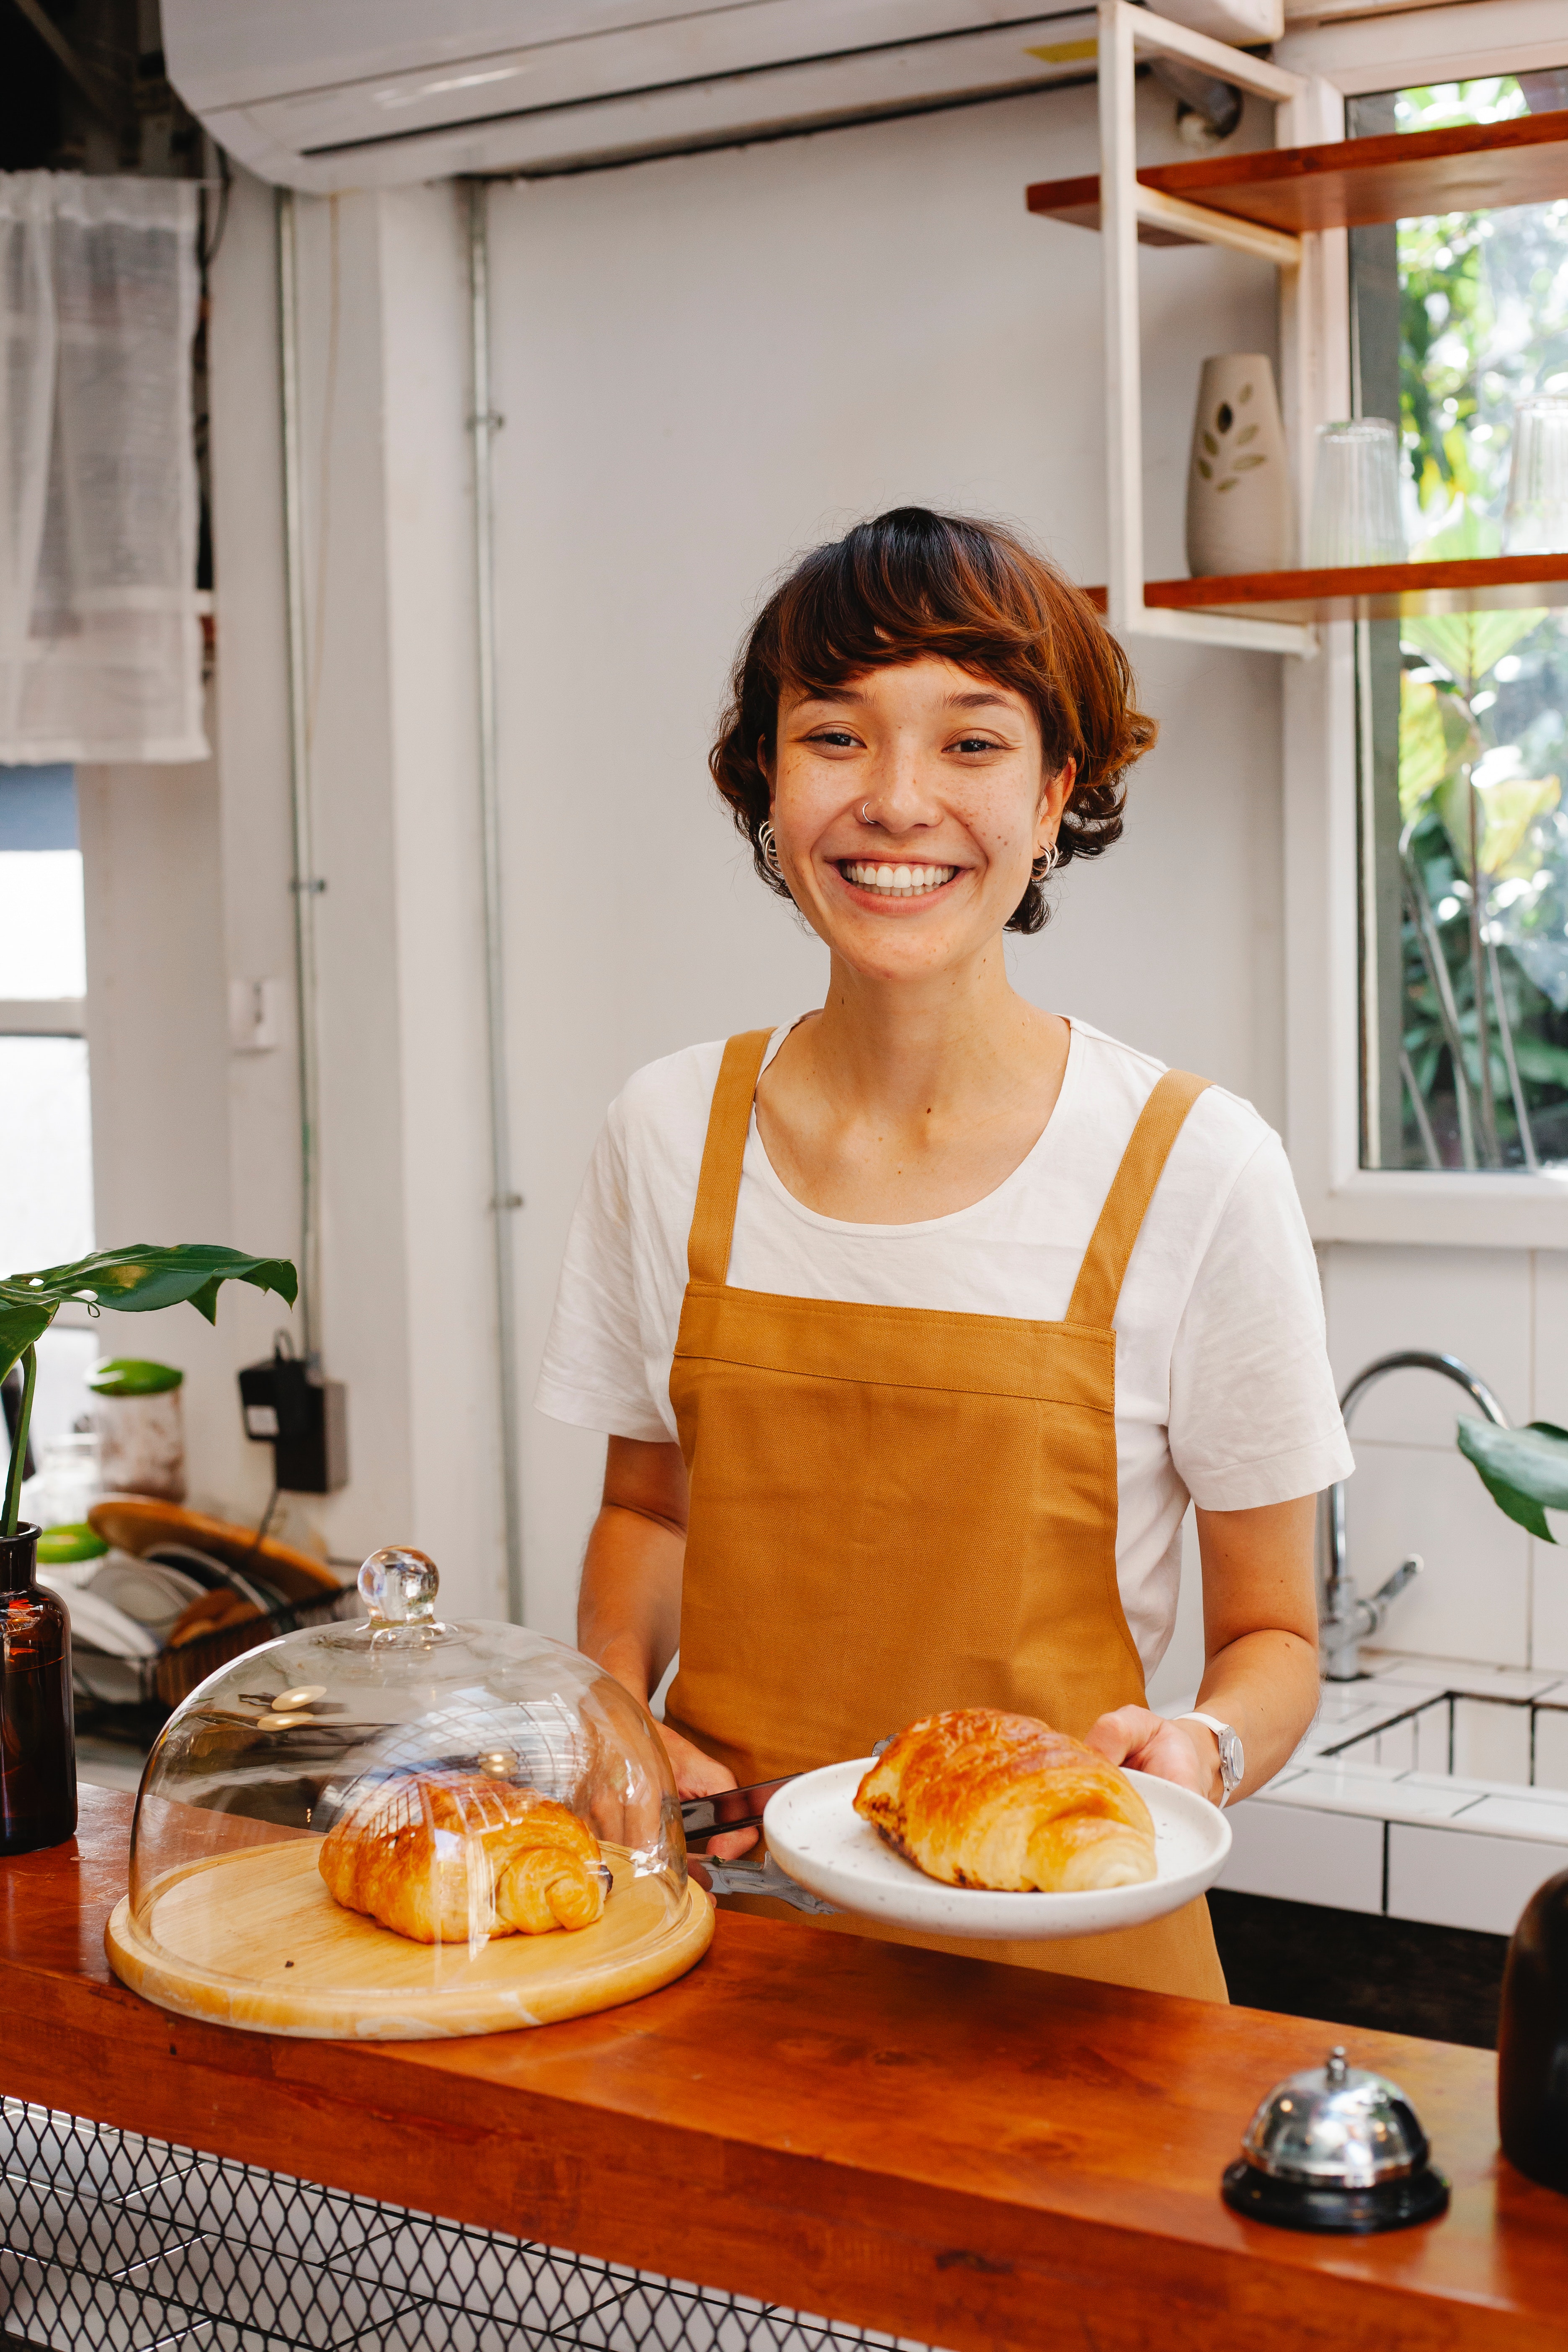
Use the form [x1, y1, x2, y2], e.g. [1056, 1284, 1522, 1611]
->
[1185, 353, 1293, 579]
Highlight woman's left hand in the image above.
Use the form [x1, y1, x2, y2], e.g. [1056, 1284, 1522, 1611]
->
[1083, 1705, 1214, 1799]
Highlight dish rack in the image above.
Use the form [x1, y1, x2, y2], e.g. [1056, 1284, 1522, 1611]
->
[84, 1583, 361, 1719]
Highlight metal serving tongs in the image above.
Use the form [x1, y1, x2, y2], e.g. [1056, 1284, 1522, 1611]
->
[681, 1773, 837, 1915]
[678, 1740, 893, 1918]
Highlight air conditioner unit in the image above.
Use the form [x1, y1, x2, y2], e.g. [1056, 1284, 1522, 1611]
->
[162, 1, 1135, 191]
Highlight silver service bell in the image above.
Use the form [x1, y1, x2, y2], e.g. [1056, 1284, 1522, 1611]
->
[1221, 2046, 1450, 2235]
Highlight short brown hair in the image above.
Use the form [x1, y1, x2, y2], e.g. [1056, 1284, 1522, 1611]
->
[710, 506, 1156, 933]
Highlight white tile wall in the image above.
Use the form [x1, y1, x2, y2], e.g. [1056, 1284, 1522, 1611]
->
[1319, 1241, 1566, 1674]
[1321, 1245, 1532, 1442]
[1386, 1823, 1568, 1937]
[1219, 1799, 1384, 1911]
[1339, 1443, 1531, 1666]
[1533, 1547, 1568, 1674]
[1531, 1253, 1568, 1413]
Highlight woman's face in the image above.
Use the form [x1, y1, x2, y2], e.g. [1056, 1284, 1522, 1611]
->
[768, 657, 1072, 984]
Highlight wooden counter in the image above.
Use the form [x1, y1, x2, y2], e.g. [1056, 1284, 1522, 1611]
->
[3, 1788, 1565, 2352]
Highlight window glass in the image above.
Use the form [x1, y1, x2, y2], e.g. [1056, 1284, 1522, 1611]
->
[0, 766, 93, 1272]
[0, 766, 85, 1000]
[1351, 79, 1568, 1169]
[0, 1037, 93, 1272]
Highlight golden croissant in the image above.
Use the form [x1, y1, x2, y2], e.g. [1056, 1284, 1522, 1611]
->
[854, 1708, 1156, 1893]
[319, 1770, 609, 1943]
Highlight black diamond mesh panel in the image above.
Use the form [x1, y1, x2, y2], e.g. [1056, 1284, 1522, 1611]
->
[0, 2100, 938, 2352]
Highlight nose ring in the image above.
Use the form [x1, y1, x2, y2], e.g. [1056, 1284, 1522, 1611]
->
[859, 801, 876, 827]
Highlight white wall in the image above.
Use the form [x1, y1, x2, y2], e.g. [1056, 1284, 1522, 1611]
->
[1317, 1243, 1568, 1676]
[487, 78, 1287, 1637]
[75, 171, 506, 1612]
[76, 743, 237, 1494]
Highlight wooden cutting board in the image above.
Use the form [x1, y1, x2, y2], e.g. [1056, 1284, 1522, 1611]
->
[106, 1839, 713, 2039]
[88, 1497, 342, 1603]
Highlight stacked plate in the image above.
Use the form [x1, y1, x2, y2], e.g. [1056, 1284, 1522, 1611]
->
[39, 1533, 292, 1708]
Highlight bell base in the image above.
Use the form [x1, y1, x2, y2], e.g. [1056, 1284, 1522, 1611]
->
[1221, 2159, 1450, 2235]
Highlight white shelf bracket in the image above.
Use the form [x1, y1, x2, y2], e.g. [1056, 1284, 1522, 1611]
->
[1096, 0, 1317, 658]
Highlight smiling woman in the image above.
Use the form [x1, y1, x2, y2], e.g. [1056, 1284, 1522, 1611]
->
[536, 506, 1352, 2004]
[711, 505, 1150, 935]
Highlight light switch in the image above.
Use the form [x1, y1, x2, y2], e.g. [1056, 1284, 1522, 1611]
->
[229, 977, 284, 1053]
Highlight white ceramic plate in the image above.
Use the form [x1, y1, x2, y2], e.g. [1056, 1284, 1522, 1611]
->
[763, 1759, 1232, 1939]
[90, 1556, 205, 1627]
[37, 1581, 160, 1660]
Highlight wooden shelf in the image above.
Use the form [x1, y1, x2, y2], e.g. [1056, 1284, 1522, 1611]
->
[1082, 554, 1568, 625]
[1028, 108, 1568, 243]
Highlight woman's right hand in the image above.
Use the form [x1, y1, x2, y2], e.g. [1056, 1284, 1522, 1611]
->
[659, 1723, 759, 1859]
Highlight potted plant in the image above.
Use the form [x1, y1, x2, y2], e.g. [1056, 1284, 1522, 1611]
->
[1, 1244, 297, 1854]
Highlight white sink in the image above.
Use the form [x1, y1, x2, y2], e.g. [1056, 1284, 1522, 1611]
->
[1319, 1687, 1568, 1791]
[1215, 1655, 1568, 1937]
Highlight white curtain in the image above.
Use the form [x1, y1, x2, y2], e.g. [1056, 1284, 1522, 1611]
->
[0, 174, 206, 764]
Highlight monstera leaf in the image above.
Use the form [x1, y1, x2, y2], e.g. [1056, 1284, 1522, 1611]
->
[1, 1245, 298, 1534]
[1458, 1418, 1568, 1542]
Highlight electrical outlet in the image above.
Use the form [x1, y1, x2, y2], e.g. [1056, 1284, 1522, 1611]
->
[229, 977, 283, 1053]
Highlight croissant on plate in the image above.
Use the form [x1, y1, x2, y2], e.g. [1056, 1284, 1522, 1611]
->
[854, 1708, 1156, 1893]
[318, 1770, 609, 1943]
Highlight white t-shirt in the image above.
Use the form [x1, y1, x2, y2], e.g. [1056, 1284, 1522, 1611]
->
[535, 1018, 1353, 1677]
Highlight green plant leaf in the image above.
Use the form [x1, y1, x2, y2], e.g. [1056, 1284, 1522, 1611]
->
[1511, 1034, 1568, 1088]
[1400, 608, 1546, 699]
[1437, 767, 1560, 877]
[0, 1299, 54, 1391]
[1398, 674, 1478, 825]
[0, 1245, 297, 1385]
[1457, 1418, 1568, 1543]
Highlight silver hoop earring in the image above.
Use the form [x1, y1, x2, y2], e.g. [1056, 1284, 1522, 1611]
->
[1033, 840, 1060, 881]
[758, 821, 783, 875]
[859, 802, 876, 828]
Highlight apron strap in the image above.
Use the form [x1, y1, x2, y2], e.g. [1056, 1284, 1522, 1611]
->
[1066, 1069, 1211, 1329]
[687, 1029, 775, 1286]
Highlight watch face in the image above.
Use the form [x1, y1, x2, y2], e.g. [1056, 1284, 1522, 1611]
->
[1220, 1727, 1243, 1786]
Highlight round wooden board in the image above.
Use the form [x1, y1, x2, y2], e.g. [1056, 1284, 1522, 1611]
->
[106, 1839, 714, 2040]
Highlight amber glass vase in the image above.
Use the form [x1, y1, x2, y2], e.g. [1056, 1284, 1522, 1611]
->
[0, 1524, 77, 1856]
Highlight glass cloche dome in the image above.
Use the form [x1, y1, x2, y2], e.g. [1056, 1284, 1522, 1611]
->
[108, 1548, 710, 2039]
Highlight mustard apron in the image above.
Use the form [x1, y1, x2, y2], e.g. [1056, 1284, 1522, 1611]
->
[666, 1030, 1227, 2002]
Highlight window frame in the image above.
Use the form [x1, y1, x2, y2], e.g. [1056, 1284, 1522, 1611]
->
[1277, 0, 1568, 1244]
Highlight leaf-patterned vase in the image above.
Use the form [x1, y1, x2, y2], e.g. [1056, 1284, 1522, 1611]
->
[1185, 353, 1294, 578]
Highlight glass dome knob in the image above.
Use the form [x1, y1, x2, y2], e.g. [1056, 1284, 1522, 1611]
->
[358, 1546, 440, 1625]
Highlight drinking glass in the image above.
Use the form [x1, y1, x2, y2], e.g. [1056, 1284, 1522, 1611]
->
[1504, 395, 1568, 555]
[1308, 419, 1406, 568]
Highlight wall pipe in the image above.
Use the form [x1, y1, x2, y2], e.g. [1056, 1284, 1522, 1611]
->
[465, 179, 526, 1623]
[276, 189, 323, 1364]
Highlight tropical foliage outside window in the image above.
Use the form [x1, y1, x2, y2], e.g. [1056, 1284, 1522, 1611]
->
[1354, 76, 1568, 1168]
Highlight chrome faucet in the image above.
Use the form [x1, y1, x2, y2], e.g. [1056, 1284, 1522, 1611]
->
[1321, 1350, 1509, 1682]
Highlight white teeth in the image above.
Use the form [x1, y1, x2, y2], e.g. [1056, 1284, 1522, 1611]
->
[843, 862, 957, 898]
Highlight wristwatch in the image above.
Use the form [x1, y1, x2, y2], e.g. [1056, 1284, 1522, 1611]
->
[1177, 1712, 1244, 1807]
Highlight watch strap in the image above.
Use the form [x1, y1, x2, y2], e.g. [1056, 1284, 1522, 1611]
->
[1175, 1712, 1242, 1805]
